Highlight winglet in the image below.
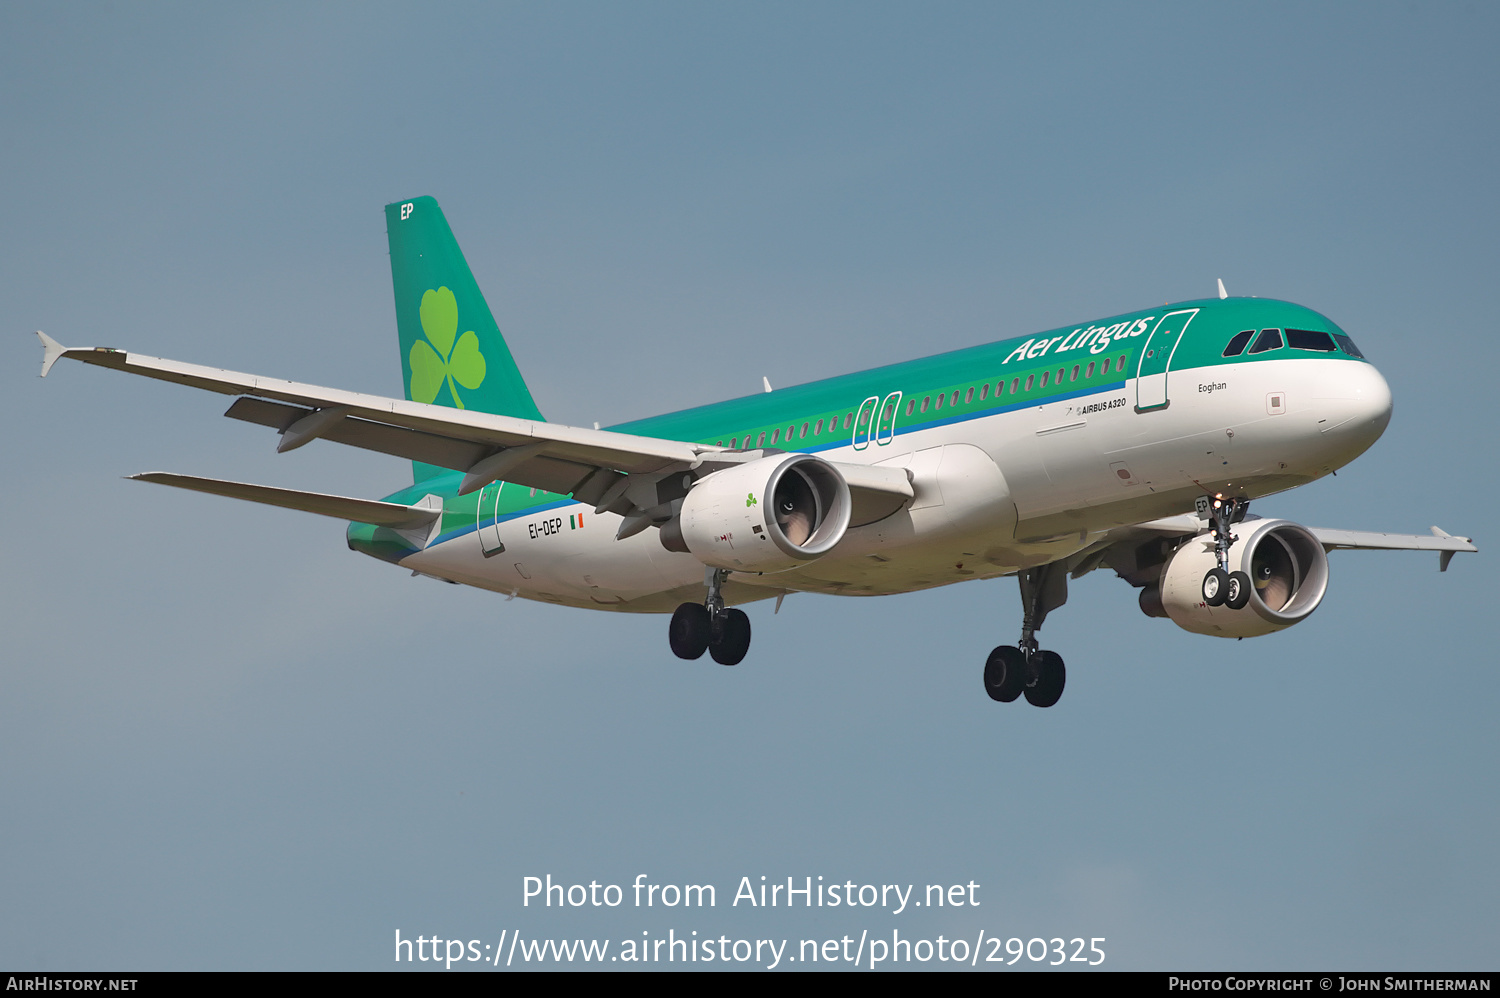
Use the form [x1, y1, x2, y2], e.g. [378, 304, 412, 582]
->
[1217, 279, 1228, 300]
[1430, 525, 1479, 572]
[1432, 526, 1457, 572]
[36, 330, 68, 377]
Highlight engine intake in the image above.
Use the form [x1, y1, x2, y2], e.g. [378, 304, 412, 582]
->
[1158, 518, 1330, 638]
[669, 454, 851, 573]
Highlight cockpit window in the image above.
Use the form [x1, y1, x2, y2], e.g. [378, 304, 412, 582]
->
[1248, 328, 1284, 354]
[1222, 330, 1254, 357]
[1286, 328, 1337, 352]
[1332, 333, 1365, 359]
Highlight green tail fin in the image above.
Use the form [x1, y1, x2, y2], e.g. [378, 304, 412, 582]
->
[386, 196, 544, 483]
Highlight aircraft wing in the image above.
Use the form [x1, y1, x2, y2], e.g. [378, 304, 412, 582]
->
[1309, 525, 1477, 571]
[38, 333, 912, 524]
[1090, 514, 1477, 573]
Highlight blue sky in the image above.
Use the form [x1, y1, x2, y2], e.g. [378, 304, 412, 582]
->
[2, 2, 1496, 970]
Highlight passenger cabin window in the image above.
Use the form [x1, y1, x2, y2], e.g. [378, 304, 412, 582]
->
[1086, 361, 1096, 378]
[1024, 374, 1034, 392]
[979, 383, 989, 400]
[920, 396, 930, 412]
[1040, 371, 1049, 388]
[757, 431, 766, 447]
[1010, 377, 1020, 394]
[1286, 328, 1337, 352]
[935, 393, 945, 410]
[1071, 365, 1080, 381]
[906, 399, 915, 416]
[1222, 330, 1255, 357]
[1248, 328, 1284, 354]
[950, 390, 960, 406]
[1333, 333, 1365, 359]
[965, 387, 974, 404]
[843, 413, 853, 429]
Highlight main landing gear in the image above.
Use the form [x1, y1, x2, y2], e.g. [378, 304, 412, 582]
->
[669, 568, 751, 666]
[1200, 495, 1252, 610]
[984, 563, 1068, 708]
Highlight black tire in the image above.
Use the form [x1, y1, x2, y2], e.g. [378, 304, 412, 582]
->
[983, 646, 1026, 702]
[1023, 650, 1066, 708]
[709, 608, 751, 666]
[1225, 571, 1252, 610]
[1202, 567, 1229, 606]
[669, 602, 710, 660]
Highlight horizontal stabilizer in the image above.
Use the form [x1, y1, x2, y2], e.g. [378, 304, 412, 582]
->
[129, 473, 442, 530]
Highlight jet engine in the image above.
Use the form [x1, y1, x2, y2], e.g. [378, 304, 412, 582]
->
[1157, 518, 1330, 638]
[662, 454, 851, 573]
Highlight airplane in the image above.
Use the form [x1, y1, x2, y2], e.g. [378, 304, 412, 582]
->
[36, 196, 1477, 708]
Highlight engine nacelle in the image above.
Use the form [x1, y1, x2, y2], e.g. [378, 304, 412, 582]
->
[1158, 518, 1330, 638]
[670, 454, 851, 573]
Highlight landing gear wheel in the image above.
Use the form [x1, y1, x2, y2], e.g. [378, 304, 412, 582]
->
[1225, 571, 1252, 610]
[669, 602, 710, 660]
[1023, 650, 1066, 708]
[1202, 568, 1230, 606]
[709, 608, 751, 666]
[984, 646, 1026, 702]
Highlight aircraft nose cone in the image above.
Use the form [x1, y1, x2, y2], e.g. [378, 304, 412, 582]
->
[1316, 361, 1392, 463]
[1345, 360, 1392, 433]
[1362, 363, 1393, 433]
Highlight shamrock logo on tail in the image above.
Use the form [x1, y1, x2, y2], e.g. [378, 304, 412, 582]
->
[409, 286, 486, 408]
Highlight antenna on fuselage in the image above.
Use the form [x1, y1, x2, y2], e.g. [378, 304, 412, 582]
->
[763, 377, 773, 393]
[1217, 278, 1228, 299]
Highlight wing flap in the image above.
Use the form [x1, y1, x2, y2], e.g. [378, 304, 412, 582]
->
[225, 398, 491, 471]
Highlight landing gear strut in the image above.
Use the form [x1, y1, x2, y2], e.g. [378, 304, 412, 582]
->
[984, 563, 1068, 708]
[669, 568, 751, 666]
[1201, 495, 1252, 610]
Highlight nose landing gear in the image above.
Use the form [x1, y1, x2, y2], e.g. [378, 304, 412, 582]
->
[984, 563, 1068, 708]
[669, 567, 752, 666]
[1200, 496, 1252, 610]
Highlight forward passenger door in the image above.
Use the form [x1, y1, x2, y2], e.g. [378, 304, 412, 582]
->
[1135, 308, 1199, 411]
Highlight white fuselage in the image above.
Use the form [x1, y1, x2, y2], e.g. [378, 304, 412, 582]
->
[401, 357, 1392, 613]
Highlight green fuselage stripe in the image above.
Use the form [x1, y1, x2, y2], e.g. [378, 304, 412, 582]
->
[353, 296, 1362, 560]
